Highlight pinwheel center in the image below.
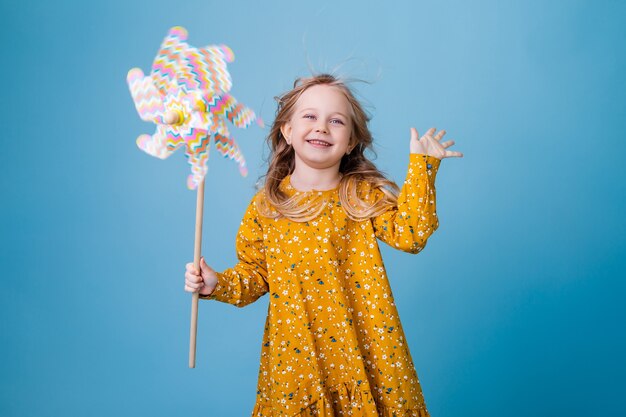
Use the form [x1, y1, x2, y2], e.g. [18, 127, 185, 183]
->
[193, 100, 206, 113]
[164, 108, 186, 126]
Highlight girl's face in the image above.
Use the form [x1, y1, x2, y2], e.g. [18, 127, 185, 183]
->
[281, 84, 353, 172]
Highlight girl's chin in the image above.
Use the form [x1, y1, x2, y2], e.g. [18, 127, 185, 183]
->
[294, 154, 342, 168]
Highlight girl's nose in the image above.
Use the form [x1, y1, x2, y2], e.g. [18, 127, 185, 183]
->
[315, 125, 328, 134]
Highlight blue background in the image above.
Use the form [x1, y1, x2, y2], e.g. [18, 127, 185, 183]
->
[1, 0, 624, 416]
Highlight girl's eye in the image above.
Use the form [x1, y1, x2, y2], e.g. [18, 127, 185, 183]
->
[304, 114, 316, 120]
[330, 119, 345, 125]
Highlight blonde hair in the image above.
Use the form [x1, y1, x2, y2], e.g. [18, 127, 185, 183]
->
[257, 74, 399, 222]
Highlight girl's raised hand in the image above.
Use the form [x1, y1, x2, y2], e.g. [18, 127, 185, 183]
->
[410, 127, 463, 159]
[184, 257, 218, 296]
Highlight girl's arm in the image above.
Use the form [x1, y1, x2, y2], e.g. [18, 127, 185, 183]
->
[371, 153, 441, 254]
[372, 127, 461, 254]
[199, 195, 269, 307]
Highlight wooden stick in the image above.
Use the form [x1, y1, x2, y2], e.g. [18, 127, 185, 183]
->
[189, 177, 205, 368]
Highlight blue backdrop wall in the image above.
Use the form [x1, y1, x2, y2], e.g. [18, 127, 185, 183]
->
[1, 0, 624, 416]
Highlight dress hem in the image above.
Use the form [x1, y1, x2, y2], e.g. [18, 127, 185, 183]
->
[252, 381, 429, 417]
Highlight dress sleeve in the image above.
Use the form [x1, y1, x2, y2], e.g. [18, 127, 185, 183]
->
[371, 153, 441, 254]
[200, 194, 269, 307]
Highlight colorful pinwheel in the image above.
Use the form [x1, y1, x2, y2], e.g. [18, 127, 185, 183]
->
[127, 26, 263, 367]
[127, 26, 262, 189]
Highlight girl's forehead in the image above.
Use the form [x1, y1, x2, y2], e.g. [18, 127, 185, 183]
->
[295, 84, 351, 112]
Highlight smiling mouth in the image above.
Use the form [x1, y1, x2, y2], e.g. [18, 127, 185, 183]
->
[306, 139, 332, 147]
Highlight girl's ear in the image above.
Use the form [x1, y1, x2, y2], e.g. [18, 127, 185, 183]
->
[348, 138, 358, 153]
[280, 123, 292, 144]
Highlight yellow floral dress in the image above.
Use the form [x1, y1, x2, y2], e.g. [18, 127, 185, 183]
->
[202, 153, 441, 417]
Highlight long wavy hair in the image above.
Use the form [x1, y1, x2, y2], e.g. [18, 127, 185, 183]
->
[257, 74, 399, 222]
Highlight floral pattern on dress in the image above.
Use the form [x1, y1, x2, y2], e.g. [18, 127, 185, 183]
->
[202, 153, 441, 417]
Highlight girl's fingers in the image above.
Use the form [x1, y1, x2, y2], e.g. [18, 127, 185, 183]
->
[412, 127, 442, 142]
[185, 271, 203, 283]
[185, 284, 203, 293]
[419, 127, 436, 142]
[185, 279, 204, 290]
[184, 260, 205, 293]
[409, 126, 460, 157]
[445, 150, 464, 158]
[186, 263, 198, 274]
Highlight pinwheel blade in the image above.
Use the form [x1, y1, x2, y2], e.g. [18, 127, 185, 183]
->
[213, 133, 248, 177]
[137, 124, 184, 159]
[206, 94, 263, 129]
[183, 131, 211, 190]
[181, 45, 234, 95]
[127, 68, 165, 122]
[151, 26, 188, 93]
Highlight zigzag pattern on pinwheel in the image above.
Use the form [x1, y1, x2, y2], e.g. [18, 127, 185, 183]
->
[205, 94, 259, 129]
[186, 129, 210, 155]
[179, 49, 203, 92]
[127, 69, 165, 122]
[202, 46, 233, 93]
[214, 45, 234, 63]
[214, 133, 247, 177]
[182, 47, 232, 95]
[229, 103, 258, 129]
[184, 133, 210, 190]
[136, 125, 184, 160]
[177, 46, 208, 93]
[151, 26, 188, 93]
[205, 94, 227, 112]
[208, 113, 230, 138]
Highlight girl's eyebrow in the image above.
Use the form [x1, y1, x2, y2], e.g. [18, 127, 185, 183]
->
[299, 108, 348, 118]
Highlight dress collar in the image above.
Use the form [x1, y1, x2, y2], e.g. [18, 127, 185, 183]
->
[279, 174, 340, 196]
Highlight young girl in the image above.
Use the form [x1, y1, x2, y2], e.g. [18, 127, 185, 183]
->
[184, 74, 462, 416]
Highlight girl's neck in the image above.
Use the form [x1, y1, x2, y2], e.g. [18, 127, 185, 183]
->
[289, 165, 342, 192]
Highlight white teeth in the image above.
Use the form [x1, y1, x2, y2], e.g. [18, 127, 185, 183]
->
[307, 140, 331, 146]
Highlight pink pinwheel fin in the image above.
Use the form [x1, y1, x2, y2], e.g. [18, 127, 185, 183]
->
[151, 27, 189, 94]
[127, 68, 165, 122]
[136, 125, 184, 159]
